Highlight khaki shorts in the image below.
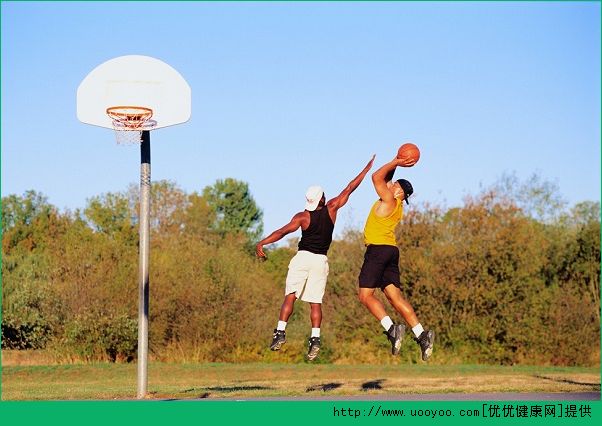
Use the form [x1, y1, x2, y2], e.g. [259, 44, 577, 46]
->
[285, 250, 329, 303]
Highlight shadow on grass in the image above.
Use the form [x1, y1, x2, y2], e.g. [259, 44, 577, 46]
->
[361, 379, 385, 391]
[533, 375, 601, 390]
[306, 382, 343, 392]
[170, 385, 274, 400]
[182, 385, 274, 394]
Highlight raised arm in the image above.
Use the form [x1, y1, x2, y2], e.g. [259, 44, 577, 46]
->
[255, 212, 306, 259]
[372, 156, 416, 203]
[327, 155, 376, 211]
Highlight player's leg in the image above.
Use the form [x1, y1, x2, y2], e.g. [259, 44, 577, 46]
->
[381, 247, 434, 361]
[271, 253, 308, 351]
[358, 287, 387, 319]
[270, 293, 296, 351]
[382, 285, 418, 328]
[302, 253, 328, 361]
[307, 303, 322, 360]
[309, 302, 322, 328]
[358, 245, 405, 354]
[279, 292, 297, 322]
[358, 246, 388, 319]
[383, 284, 434, 361]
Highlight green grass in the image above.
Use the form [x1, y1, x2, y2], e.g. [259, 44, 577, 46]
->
[2, 362, 599, 400]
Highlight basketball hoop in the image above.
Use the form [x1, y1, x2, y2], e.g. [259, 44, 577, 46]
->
[78, 56, 192, 399]
[106, 106, 157, 145]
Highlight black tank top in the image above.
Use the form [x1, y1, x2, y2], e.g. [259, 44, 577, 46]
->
[298, 207, 334, 255]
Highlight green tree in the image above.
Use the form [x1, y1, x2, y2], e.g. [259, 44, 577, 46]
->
[559, 220, 601, 321]
[179, 192, 216, 240]
[2, 190, 52, 230]
[2, 191, 67, 349]
[1, 250, 57, 349]
[84, 191, 135, 245]
[3, 179, 599, 365]
[126, 180, 190, 234]
[2, 190, 57, 253]
[202, 178, 263, 241]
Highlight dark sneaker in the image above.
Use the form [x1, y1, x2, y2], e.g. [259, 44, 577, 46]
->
[414, 330, 435, 361]
[270, 329, 286, 351]
[306, 337, 321, 361]
[383, 324, 405, 355]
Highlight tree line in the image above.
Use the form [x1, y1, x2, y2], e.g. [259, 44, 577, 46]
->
[1, 174, 600, 365]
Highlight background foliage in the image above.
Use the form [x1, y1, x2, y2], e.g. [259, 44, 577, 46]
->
[1, 176, 600, 365]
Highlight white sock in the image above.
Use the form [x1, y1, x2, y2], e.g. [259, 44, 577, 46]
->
[277, 321, 287, 331]
[311, 328, 320, 338]
[380, 316, 394, 331]
[412, 323, 424, 338]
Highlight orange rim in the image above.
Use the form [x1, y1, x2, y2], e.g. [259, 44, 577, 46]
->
[106, 106, 153, 128]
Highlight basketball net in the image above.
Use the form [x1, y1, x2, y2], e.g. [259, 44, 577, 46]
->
[106, 106, 157, 145]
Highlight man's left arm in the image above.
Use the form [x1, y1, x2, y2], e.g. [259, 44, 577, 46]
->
[327, 154, 375, 211]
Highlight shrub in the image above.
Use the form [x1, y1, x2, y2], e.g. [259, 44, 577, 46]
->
[57, 312, 137, 362]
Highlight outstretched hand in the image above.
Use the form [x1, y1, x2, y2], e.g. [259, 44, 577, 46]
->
[366, 154, 376, 170]
[256, 244, 267, 260]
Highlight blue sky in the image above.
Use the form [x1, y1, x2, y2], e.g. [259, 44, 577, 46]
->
[2, 1, 600, 238]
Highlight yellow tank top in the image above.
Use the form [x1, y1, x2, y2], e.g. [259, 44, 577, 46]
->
[363, 198, 403, 246]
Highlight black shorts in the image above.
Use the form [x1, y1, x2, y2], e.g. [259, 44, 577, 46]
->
[358, 245, 401, 290]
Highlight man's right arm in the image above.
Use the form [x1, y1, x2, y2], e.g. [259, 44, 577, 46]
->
[371, 157, 416, 204]
[256, 212, 305, 258]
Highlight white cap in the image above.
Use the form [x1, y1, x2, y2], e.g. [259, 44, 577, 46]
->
[305, 185, 324, 211]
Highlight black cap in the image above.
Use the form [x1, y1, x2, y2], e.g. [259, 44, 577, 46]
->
[396, 179, 413, 204]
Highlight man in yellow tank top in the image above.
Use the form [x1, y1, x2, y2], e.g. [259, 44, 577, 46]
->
[358, 156, 435, 361]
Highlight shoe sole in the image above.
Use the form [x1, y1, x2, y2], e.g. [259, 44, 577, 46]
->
[392, 324, 405, 355]
[422, 330, 434, 361]
[270, 340, 286, 351]
[307, 347, 320, 361]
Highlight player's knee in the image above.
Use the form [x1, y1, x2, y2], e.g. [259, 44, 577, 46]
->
[358, 292, 371, 306]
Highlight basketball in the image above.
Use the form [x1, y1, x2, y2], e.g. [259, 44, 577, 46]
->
[397, 142, 420, 164]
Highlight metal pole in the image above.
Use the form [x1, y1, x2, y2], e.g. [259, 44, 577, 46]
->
[137, 130, 151, 399]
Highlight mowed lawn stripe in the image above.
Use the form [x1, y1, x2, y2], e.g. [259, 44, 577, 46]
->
[2, 363, 599, 400]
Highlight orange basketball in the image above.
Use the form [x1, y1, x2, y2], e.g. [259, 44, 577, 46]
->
[397, 143, 420, 164]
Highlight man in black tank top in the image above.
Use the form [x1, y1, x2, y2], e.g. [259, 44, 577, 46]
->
[256, 155, 375, 360]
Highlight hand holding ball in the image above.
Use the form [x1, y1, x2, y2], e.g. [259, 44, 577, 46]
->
[397, 143, 420, 165]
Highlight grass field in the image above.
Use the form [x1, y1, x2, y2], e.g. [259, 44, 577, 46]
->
[2, 360, 600, 400]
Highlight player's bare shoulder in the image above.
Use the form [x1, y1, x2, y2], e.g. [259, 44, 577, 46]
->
[295, 210, 311, 230]
[373, 198, 394, 217]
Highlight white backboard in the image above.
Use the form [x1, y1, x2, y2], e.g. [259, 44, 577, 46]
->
[77, 55, 191, 129]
